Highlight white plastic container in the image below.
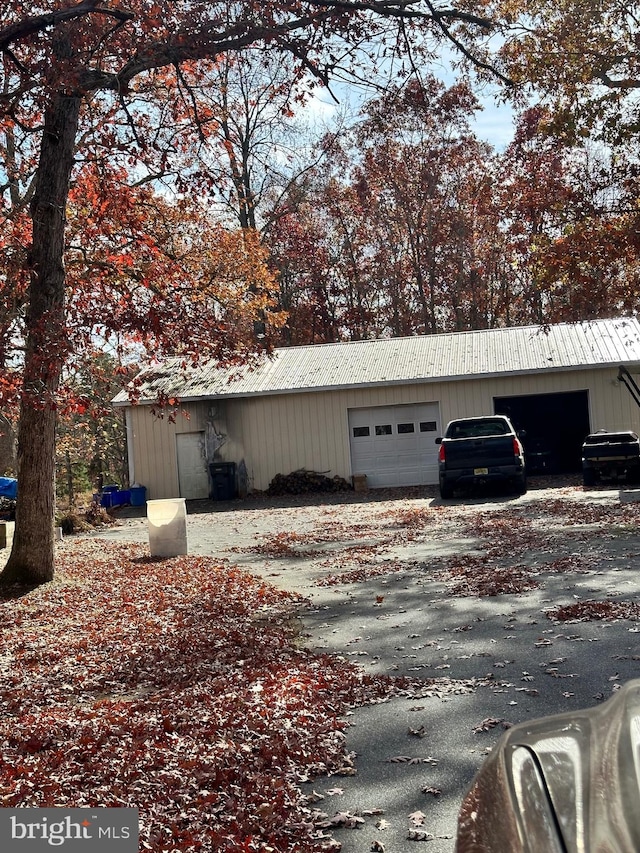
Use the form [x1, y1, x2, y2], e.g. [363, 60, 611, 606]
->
[147, 498, 188, 557]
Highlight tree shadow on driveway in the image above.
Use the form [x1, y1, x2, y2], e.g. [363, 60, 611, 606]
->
[103, 476, 640, 851]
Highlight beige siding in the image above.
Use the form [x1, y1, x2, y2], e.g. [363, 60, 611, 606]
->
[127, 402, 228, 499]
[125, 366, 640, 496]
[224, 392, 348, 493]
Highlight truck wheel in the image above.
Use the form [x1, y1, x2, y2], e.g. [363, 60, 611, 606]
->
[582, 469, 596, 487]
[514, 475, 527, 495]
[439, 481, 454, 499]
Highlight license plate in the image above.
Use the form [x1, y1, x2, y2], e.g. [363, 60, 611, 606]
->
[474, 467, 489, 475]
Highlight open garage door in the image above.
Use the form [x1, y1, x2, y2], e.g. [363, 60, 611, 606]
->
[494, 390, 590, 474]
[348, 402, 441, 487]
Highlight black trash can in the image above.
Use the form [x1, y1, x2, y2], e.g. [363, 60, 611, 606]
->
[209, 462, 237, 500]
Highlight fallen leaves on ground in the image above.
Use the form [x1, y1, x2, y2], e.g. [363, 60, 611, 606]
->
[407, 725, 426, 738]
[421, 786, 441, 797]
[535, 499, 640, 527]
[384, 507, 450, 535]
[314, 811, 365, 829]
[386, 755, 438, 765]
[407, 829, 435, 841]
[241, 531, 320, 559]
[309, 484, 628, 594]
[0, 541, 409, 852]
[440, 559, 539, 597]
[547, 600, 640, 622]
[472, 718, 512, 733]
[315, 560, 406, 587]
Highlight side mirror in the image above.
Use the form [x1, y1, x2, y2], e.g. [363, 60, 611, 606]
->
[435, 437, 442, 444]
[457, 679, 640, 853]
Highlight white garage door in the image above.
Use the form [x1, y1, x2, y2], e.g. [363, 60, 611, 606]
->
[348, 403, 441, 487]
[176, 432, 210, 499]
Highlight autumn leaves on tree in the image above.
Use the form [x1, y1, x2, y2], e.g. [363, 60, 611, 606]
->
[0, 1, 639, 585]
[0, 1, 500, 586]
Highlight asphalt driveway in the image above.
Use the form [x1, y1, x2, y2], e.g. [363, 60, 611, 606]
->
[69, 478, 640, 849]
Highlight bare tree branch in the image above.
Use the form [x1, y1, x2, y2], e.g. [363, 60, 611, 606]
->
[0, 1, 134, 53]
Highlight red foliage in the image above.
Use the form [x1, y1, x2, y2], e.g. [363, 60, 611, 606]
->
[0, 542, 400, 851]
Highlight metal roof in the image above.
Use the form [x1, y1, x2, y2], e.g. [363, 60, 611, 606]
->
[113, 317, 640, 405]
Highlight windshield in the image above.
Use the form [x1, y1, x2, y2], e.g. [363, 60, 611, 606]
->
[446, 419, 511, 439]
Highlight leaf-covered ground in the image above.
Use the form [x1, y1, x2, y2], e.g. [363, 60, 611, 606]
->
[0, 541, 412, 852]
[6, 482, 640, 852]
[266, 489, 640, 598]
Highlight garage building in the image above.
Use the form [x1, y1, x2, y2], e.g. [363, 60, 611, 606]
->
[114, 317, 640, 499]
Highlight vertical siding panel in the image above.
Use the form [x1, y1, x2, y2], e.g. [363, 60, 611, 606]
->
[307, 395, 323, 470]
[125, 364, 640, 496]
[307, 394, 321, 474]
[239, 399, 260, 490]
[254, 399, 270, 489]
[131, 408, 152, 495]
[282, 396, 298, 475]
[589, 368, 640, 433]
[132, 407, 179, 499]
[287, 396, 302, 473]
[300, 394, 314, 469]
[258, 399, 273, 482]
[257, 399, 274, 488]
[276, 397, 292, 475]
[157, 415, 178, 497]
[333, 391, 350, 476]
[224, 400, 246, 470]
[318, 392, 335, 475]
[235, 399, 251, 486]
[252, 398, 271, 488]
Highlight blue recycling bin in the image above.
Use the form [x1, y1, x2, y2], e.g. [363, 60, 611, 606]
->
[130, 485, 147, 507]
[113, 489, 130, 506]
[100, 484, 120, 508]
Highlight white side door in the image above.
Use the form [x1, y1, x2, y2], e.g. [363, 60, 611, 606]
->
[176, 432, 210, 499]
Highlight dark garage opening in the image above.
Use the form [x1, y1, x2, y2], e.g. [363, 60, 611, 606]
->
[494, 390, 591, 474]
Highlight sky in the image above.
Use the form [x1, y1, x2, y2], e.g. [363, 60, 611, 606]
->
[306, 76, 516, 153]
[470, 89, 516, 150]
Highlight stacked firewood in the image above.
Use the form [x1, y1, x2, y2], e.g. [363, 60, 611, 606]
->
[267, 469, 352, 496]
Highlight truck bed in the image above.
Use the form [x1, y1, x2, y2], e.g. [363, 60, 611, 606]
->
[582, 431, 640, 486]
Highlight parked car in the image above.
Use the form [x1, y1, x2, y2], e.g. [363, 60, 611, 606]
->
[436, 415, 526, 499]
[581, 430, 640, 487]
[456, 679, 640, 852]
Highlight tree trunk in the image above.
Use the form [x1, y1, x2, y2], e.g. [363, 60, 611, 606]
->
[0, 94, 81, 587]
